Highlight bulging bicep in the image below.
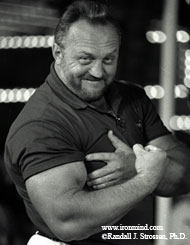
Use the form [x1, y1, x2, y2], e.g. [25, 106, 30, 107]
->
[25, 161, 87, 231]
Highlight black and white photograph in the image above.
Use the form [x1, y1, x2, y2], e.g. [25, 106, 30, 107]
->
[0, 0, 190, 244]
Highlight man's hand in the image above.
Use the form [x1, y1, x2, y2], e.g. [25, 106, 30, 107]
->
[133, 144, 167, 190]
[86, 131, 167, 190]
[85, 130, 136, 189]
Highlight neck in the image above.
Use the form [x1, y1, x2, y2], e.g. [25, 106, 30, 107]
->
[89, 96, 109, 111]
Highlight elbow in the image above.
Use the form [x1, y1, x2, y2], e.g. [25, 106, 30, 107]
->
[154, 159, 190, 197]
[56, 227, 88, 242]
[154, 186, 190, 197]
[46, 196, 99, 241]
[50, 218, 95, 242]
[154, 175, 190, 197]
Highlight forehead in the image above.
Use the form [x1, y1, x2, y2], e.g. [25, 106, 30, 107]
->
[64, 20, 119, 53]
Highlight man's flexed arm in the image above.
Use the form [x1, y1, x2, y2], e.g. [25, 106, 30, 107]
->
[148, 135, 190, 196]
[87, 132, 190, 196]
[25, 144, 166, 242]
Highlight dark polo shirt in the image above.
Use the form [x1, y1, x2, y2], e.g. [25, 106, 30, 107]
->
[4, 63, 170, 244]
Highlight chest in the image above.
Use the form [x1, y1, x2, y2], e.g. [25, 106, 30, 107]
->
[71, 107, 146, 172]
[82, 106, 146, 147]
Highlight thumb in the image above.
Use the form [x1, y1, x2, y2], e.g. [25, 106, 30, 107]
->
[108, 130, 129, 150]
[133, 144, 144, 156]
[145, 145, 162, 152]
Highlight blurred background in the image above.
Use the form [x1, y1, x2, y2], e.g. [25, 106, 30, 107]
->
[0, 0, 190, 244]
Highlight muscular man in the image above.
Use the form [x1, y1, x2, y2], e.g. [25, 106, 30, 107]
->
[4, 1, 190, 244]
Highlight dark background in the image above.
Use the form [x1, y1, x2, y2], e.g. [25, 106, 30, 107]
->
[0, 0, 190, 244]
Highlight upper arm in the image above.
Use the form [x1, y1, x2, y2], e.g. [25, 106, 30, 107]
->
[148, 134, 181, 151]
[7, 121, 85, 181]
[148, 134, 188, 166]
[7, 119, 88, 238]
[148, 134, 190, 196]
[25, 161, 87, 236]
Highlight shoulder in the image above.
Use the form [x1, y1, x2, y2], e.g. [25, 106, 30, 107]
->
[113, 80, 149, 107]
[6, 84, 51, 139]
[113, 80, 158, 119]
[115, 80, 146, 98]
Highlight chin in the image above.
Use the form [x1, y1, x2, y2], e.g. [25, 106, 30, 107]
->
[84, 96, 103, 102]
[80, 94, 102, 102]
[80, 89, 106, 102]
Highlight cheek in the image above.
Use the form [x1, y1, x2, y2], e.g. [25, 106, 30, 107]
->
[69, 63, 90, 77]
[105, 65, 117, 78]
[60, 55, 77, 72]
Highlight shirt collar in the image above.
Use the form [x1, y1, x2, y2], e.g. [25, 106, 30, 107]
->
[106, 82, 122, 115]
[46, 62, 122, 113]
[46, 63, 88, 109]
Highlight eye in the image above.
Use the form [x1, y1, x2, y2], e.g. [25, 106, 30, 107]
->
[103, 56, 115, 65]
[79, 57, 92, 65]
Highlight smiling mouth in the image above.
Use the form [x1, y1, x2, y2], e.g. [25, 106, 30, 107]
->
[82, 79, 104, 83]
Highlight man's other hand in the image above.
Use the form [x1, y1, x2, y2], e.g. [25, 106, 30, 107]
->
[133, 144, 167, 190]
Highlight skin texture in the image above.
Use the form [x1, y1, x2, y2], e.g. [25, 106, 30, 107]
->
[26, 140, 167, 241]
[52, 20, 119, 102]
[86, 131, 136, 189]
[86, 132, 190, 196]
[25, 20, 190, 242]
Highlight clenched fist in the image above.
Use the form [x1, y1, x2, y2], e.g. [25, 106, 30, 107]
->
[133, 144, 167, 191]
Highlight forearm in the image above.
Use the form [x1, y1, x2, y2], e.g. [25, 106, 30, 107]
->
[155, 144, 190, 197]
[27, 142, 166, 242]
[123, 153, 137, 180]
[54, 175, 153, 241]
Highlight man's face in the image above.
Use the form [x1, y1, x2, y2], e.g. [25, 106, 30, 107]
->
[55, 20, 120, 102]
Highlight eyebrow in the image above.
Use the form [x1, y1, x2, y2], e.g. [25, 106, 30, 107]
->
[78, 49, 118, 57]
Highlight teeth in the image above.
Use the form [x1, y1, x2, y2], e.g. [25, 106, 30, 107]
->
[82, 79, 102, 83]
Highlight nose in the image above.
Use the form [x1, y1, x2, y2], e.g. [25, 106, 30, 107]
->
[89, 60, 104, 79]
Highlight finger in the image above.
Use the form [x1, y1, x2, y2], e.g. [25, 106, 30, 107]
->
[86, 152, 114, 161]
[88, 165, 115, 180]
[92, 179, 119, 190]
[87, 172, 116, 186]
[133, 144, 145, 155]
[108, 130, 130, 150]
[145, 145, 162, 152]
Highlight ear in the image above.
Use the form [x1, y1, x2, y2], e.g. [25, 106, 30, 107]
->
[52, 43, 64, 65]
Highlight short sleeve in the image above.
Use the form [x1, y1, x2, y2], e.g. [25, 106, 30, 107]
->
[7, 121, 85, 181]
[139, 90, 171, 142]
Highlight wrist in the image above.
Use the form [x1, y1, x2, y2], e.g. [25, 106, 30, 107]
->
[136, 173, 159, 194]
[123, 174, 155, 196]
[124, 153, 137, 180]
